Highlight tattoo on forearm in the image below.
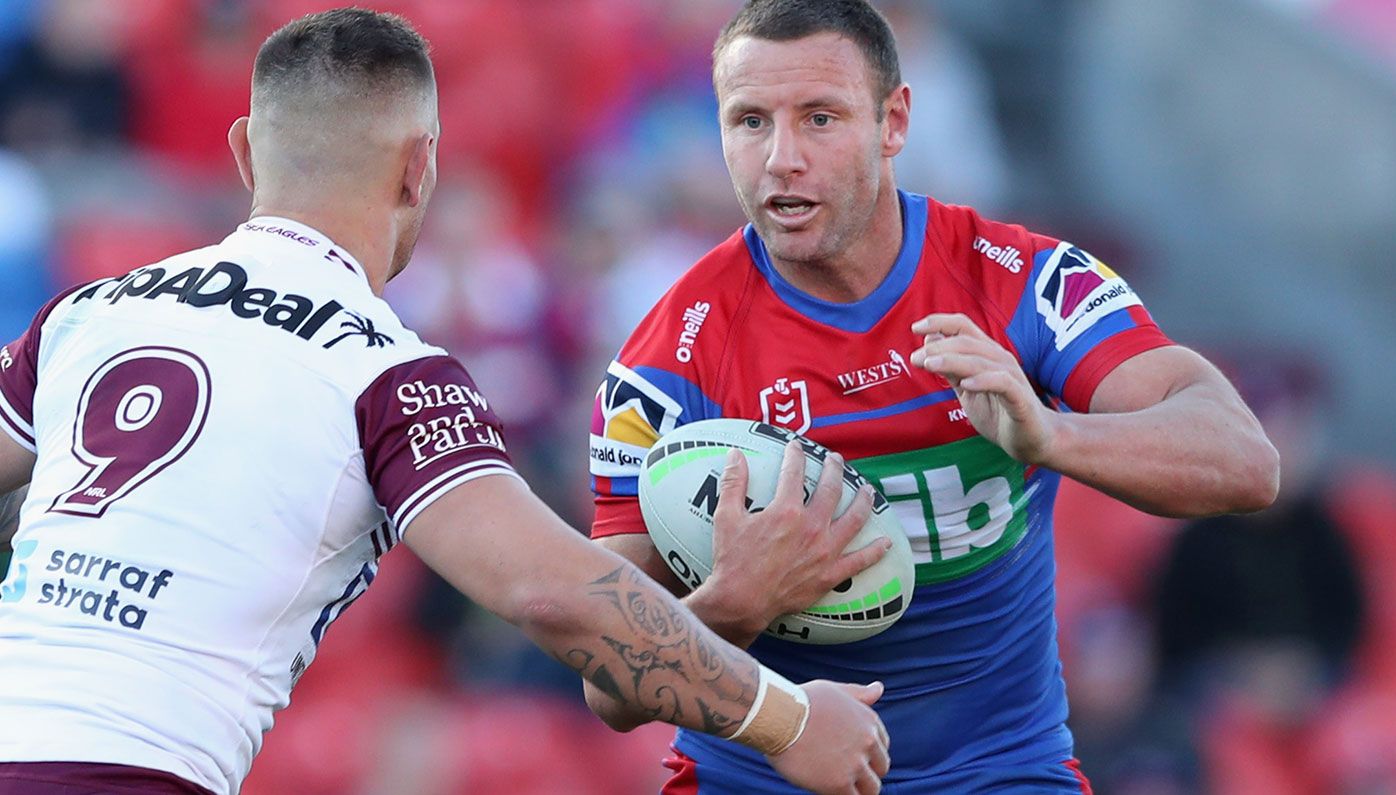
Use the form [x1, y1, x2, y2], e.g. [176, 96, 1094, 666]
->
[564, 566, 757, 733]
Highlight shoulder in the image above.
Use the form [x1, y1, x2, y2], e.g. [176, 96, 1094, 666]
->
[923, 198, 1055, 319]
[615, 229, 752, 376]
[312, 292, 452, 400]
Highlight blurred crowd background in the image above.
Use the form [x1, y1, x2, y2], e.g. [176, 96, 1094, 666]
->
[0, 0, 1394, 792]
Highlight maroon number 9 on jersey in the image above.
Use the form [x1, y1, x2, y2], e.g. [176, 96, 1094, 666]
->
[50, 347, 211, 518]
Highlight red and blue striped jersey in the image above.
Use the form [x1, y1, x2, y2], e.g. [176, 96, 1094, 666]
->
[589, 191, 1170, 790]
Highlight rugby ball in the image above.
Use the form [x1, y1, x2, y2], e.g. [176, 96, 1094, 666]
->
[638, 418, 914, 645]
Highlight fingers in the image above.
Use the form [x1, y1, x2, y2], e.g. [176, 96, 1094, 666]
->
[804, 450, 847, 523]
[871, 735, 891, 777]
[852, 680, 884, 706]
[769, 439, 808, 508]
[956, 369, 1028, 401]
[712, 448, 750, 528]
[912, 351, 1002, 384]
[911, 312, 991, 341]
[915, 331, 1012, 363]
[828, 484, 875, 548]
[831, 535, 892, 583]
[856, 764, 883, 795]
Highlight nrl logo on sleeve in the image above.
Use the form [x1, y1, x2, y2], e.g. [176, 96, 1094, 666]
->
[1033, 242, 1142, 350]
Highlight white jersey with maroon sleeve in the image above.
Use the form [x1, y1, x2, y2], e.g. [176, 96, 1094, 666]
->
[0, 217, 519, 795]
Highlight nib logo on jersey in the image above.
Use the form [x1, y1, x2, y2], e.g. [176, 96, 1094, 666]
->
[1033, 242, 1143, 350]
[76, 261, 345, 344]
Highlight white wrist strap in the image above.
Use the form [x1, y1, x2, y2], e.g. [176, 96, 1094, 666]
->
[727, 665, 811, 756]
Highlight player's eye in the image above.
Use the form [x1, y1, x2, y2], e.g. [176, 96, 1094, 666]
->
[741, 115, 763, 130]
[810, 113, 832, 127]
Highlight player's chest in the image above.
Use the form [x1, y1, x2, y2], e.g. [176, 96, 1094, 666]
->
[716, 301, 1010, 460]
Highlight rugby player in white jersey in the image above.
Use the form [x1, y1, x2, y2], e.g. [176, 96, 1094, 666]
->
[0, 9, 891, 795]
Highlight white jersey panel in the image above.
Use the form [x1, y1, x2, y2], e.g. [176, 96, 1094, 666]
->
[0, 218, 516, 794]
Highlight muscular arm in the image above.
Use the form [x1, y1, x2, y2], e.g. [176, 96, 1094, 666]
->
[1044, 345, 1279, 517]
[410, 475, 890, 794]
[582, 533, 768, 731]
[406, 475, 759, 738]
[913, 312, 1279, 519]
[581, 446, 882, 731]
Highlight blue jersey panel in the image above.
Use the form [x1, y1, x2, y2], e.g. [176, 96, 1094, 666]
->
[677, 470, 1077, 791]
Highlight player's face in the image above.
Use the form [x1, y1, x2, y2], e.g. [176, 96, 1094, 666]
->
[715, 33, 896, 271]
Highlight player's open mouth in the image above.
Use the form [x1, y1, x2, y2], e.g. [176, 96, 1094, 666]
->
[765, 196, 818, 226]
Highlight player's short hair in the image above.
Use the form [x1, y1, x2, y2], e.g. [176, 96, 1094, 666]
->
[713, 0, 901, 112]
[252, 8, 434, 110]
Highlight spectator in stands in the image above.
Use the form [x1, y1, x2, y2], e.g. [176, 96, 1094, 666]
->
[0, 0, 132, 153]
[1152, 351, 1368, 793]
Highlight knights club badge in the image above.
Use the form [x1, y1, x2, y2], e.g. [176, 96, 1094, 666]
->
[759, 377, 812, 434]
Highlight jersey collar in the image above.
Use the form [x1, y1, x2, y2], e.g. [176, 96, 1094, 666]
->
[226, 216, 370, 286]
[743, 190, 928, 333]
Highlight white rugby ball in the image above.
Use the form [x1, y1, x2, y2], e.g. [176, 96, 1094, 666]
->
[638, 418, 914, 645]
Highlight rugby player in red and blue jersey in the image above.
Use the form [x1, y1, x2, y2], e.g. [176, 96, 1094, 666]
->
[583, 1, 1280, 792]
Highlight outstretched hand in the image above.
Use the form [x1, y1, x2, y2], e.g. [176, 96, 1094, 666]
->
[700, 441, 884, 643]
[909, 313, 1056, 464]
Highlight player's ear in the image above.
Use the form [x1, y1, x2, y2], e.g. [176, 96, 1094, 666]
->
[228, 117, 255, 193]
[401, 133, 434, 208]
[881, 84, 910, 158]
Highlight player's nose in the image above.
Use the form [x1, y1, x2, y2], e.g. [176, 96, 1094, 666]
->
[765, 123, 807, 179]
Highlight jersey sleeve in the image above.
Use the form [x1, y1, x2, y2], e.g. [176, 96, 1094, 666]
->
[356, 355, 520, 537]
[0, 322, 39, 451]
[0, 284, 91, 452]
[1005, 240, 1173, 412]
[589, 358, 722, 539]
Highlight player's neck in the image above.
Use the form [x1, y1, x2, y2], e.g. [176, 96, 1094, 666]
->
[246, 203, 395, 295]
[768, 186, 904, 304]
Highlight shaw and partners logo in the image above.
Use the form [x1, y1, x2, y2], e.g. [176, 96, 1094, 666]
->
[396, 380, 505, 470]
[836, 349, 908, 396]
[75, 262, 344, 343]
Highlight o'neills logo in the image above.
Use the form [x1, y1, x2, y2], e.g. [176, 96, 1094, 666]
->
[837, 349, 908, 395]
[0, 345, 12, 371]
[973, 236, 1023, 273]
[74, 262, 343, 343]
[674, 300, 711, 363]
